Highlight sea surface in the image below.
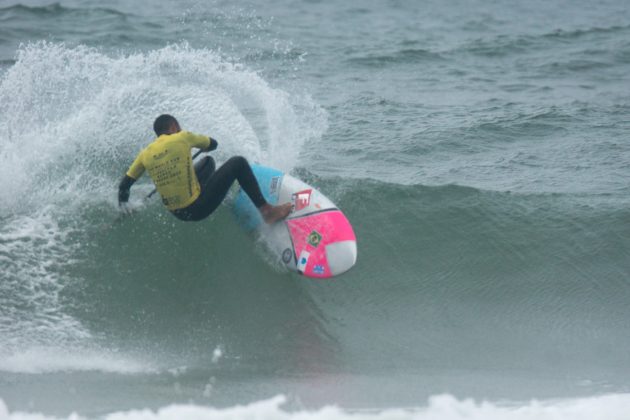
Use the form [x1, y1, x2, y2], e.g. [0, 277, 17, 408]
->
[1, 0, 630, 419]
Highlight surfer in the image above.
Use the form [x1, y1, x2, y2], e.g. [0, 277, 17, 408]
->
[118, 114, 292, 223]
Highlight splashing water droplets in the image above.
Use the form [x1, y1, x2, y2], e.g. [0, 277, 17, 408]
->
[0, 42, 326, 212]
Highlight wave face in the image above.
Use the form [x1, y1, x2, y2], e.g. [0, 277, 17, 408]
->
[1, 0, 630, 417]
[0, 42, 326, 374]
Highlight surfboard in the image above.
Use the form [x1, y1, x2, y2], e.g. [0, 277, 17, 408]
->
[232, 164, 357, 279]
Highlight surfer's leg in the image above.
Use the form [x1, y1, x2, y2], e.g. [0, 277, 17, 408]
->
[194, 156, 215, 184]
[214, 156, 267, 206]
[170, 156, 222, 221]
[193, 156, 291, 223]
[189, 156, 267, 220]
[215, 157, 292, 223]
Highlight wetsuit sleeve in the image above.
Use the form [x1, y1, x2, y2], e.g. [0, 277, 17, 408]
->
[118, 175, 136, 204]
[119, 151, 144, 204]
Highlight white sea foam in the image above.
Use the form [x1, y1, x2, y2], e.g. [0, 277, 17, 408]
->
[211, 346, 223, 364]
[0, 347, 153, 375]
[2, 393, 630, 420]
[0, 211, 89, 355]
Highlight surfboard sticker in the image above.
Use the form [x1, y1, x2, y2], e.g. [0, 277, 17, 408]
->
[232, 164, 357, 279]
[281, 248, 293, 264]
[296, 250, 310, 273]
[307, 230, 322, 247]
[292, 189, 312, 211]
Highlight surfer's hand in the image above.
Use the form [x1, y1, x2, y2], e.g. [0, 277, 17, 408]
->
[206, 137, 218, 151]
[119, 201, 134, 216]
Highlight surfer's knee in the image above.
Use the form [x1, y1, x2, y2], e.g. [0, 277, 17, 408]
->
[227, 155, 249, 170]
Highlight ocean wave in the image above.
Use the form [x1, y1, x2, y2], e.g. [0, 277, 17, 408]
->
[2, 164, 628, 377]
[458, 24, 630, 58]
[542, 24, 630, 41]
[0, 3, 128, 19]
[0, 4, 164, 53]
[346, 48, 445, 67]
[41, 176, 627, 374]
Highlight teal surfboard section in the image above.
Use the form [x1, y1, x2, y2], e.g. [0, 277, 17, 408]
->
[233, 164, 283, 230]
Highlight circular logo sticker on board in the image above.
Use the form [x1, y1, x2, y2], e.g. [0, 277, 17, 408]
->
[282, 248, 293, 264]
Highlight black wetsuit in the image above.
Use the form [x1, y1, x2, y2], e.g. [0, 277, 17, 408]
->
[171, 155, 267, 221]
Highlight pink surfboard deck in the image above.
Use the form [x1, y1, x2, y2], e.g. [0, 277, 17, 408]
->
[233, 164, 357, 279]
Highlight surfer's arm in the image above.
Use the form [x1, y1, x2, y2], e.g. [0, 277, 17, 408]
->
[118, 175, 136, 205]
[185, 132, 217, 152]
[119, 152, 144, 206]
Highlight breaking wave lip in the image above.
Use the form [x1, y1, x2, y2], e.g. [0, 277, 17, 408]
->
[0, 41, 327, 209]
[2, 393, 630, 420]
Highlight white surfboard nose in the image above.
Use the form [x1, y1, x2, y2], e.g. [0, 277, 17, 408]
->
[326, 240, 358, 276]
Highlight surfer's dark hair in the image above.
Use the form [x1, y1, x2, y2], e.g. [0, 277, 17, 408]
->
[153, 114, 179, 136]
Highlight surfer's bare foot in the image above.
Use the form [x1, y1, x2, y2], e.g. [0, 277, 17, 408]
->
[260, 202, 292, 224]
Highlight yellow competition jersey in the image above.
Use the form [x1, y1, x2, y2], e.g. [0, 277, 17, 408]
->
[126, 131, 210, 210]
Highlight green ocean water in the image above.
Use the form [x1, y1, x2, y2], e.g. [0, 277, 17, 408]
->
[1, 0, 630, 418]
